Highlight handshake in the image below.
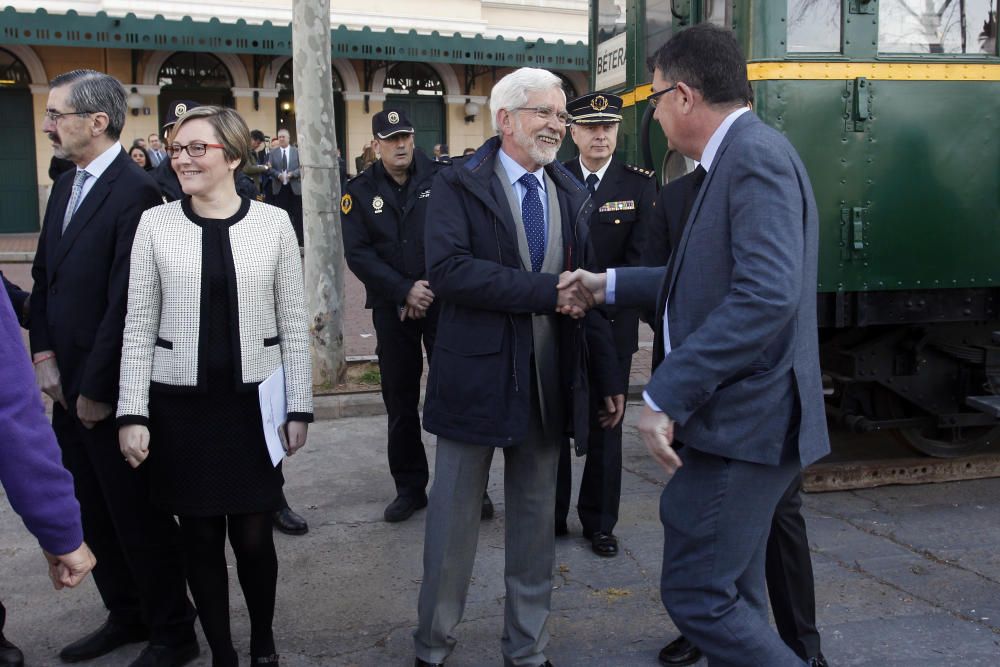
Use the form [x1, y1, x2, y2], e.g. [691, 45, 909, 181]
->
[555, 269, 607, 319]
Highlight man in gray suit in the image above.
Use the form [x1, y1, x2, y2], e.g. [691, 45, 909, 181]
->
[560, 24, 829, 666]
[267, 128, 303, 245]
[413, 67, 625, 667]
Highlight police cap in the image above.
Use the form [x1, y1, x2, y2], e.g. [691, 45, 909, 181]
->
[567, 93, 623, 125]
[372, 109, 415, 139]
[162, 100, 201, 131]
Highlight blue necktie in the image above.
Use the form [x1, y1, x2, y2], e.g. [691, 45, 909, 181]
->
[518, 173, 545, 272]
[585, 173, 599, 195]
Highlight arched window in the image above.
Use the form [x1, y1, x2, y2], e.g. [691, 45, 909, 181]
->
[383, 62, 443, 96]
[157, 53, 235, 128]
[0, 48, 31, 88]
[158, 52, 234, 88]
[275, 59, 346, 148]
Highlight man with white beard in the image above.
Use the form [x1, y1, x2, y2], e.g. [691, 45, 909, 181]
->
[412, 67, 626, 667]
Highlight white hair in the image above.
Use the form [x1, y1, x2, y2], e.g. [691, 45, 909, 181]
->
[489, 68, 564, 134]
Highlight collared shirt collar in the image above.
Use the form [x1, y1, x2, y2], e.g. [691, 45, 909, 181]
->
[579, 155, 612, 185]
[78, 141, 122, 181]
[699, 106, 750, 173]
[498, 147, 546, 192]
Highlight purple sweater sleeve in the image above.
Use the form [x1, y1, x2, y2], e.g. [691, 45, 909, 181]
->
[0, 293, 83, 555]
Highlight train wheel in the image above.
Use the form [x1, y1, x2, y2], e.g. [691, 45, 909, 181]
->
[874, 387, 1000, 458]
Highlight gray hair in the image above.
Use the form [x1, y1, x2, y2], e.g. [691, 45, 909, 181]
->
[49, 70, 127, 141]
[489, 68, 564, 134]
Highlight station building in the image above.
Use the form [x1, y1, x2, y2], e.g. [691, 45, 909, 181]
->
[0, 1, 590, 231]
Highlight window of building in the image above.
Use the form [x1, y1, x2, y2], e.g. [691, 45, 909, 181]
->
[383, 63, 443, 96]
[158, 52, 234, 88]
[0, 48, 30, 87]
[787, 0, 842, 53]
[879, 1, 998, 54]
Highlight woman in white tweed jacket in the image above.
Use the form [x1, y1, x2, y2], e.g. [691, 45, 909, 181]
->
[117, 106, 311, 667]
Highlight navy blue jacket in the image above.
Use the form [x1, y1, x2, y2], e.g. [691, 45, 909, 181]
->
[422, 136, 625, 448]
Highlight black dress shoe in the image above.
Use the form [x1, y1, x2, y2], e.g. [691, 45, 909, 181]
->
[128, 639, 199, 667]
[414, 658, 443, 667]
[0, 633, 24, 667]
[481, 491, 495, 520]
[59, 620, 149, 663]
[808, 654, 829, 667]
[554, 518, 568, 536]
[273, 506, 309, 535]
[658, 635, 701, 667]
[385, 494, 428, 522]
[589, 532, 619, 557]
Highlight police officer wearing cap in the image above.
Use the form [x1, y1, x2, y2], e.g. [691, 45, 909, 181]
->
[556, 92, 657, 557]
[342, 109, 468, 523]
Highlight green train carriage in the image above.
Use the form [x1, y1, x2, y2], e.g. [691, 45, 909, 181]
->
[590, 0, 1000, 456]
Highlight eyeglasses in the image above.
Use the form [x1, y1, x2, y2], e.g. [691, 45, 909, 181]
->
[646, 85, 678, 108]
[167, 142, 226, 158]
[512, 106, 572, 126]
[43, 110, 93, 122]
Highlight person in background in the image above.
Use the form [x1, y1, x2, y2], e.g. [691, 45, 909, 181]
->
[117, 105, 313, 667]
[432, 143, 449, 161]
[266, 129, 303, 246]
[555, 92, 657, 558]
[341, 109, 484, 523]
[130, 146, 153, 171]
[355, 141, 377, 174]
[147, 133, 167, 167]
[153, 99, 201, 202]
[461, 147, 476, 157]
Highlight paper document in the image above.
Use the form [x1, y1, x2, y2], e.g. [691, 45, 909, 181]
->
[258, 365, 288, 467]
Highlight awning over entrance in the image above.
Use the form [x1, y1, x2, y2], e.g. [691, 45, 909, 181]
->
[0, 8, 589, 71]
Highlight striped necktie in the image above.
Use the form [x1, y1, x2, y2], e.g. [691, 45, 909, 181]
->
[62, 170, 90, 233]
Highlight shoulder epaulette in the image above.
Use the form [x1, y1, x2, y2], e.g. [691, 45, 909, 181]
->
[624, 163, 655, 178]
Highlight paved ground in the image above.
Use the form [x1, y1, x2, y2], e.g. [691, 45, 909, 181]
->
[5, 234, 1000, 665]
[4, 406, 1000, 666]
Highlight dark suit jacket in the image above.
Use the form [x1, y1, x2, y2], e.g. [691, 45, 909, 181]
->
[564, 156, 656, 356]
[615, 112, 829, 467]
[267, 146, 302, 196]
[153, 156, 182, 202]
[29, 149, 163, 405]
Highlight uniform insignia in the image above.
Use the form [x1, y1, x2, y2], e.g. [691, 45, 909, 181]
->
[418, 189, 431, 199]
[591, 95, 609, 112]
[372, 195, 384, 213]
[387, 111, 400, 124]
[174, 102, 187, 117]
[624, 163, 655, 178]
[340, 193, 352, 215]
[598, 200, 636, 213]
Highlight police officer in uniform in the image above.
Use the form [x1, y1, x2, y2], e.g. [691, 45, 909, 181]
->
[556, 92, 657, 557]
[343, 110, 492, 523]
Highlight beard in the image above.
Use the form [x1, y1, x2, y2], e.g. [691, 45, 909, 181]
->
[513, 116, 561, 166]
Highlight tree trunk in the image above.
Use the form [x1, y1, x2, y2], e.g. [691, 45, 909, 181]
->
[292, 0, 346, 389]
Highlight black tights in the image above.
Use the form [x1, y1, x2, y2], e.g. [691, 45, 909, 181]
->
[179, 513, 277, 666]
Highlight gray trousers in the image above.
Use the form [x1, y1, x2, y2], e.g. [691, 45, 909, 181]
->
[660, 443, 807, 667]
[414, 393, 560, 666]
